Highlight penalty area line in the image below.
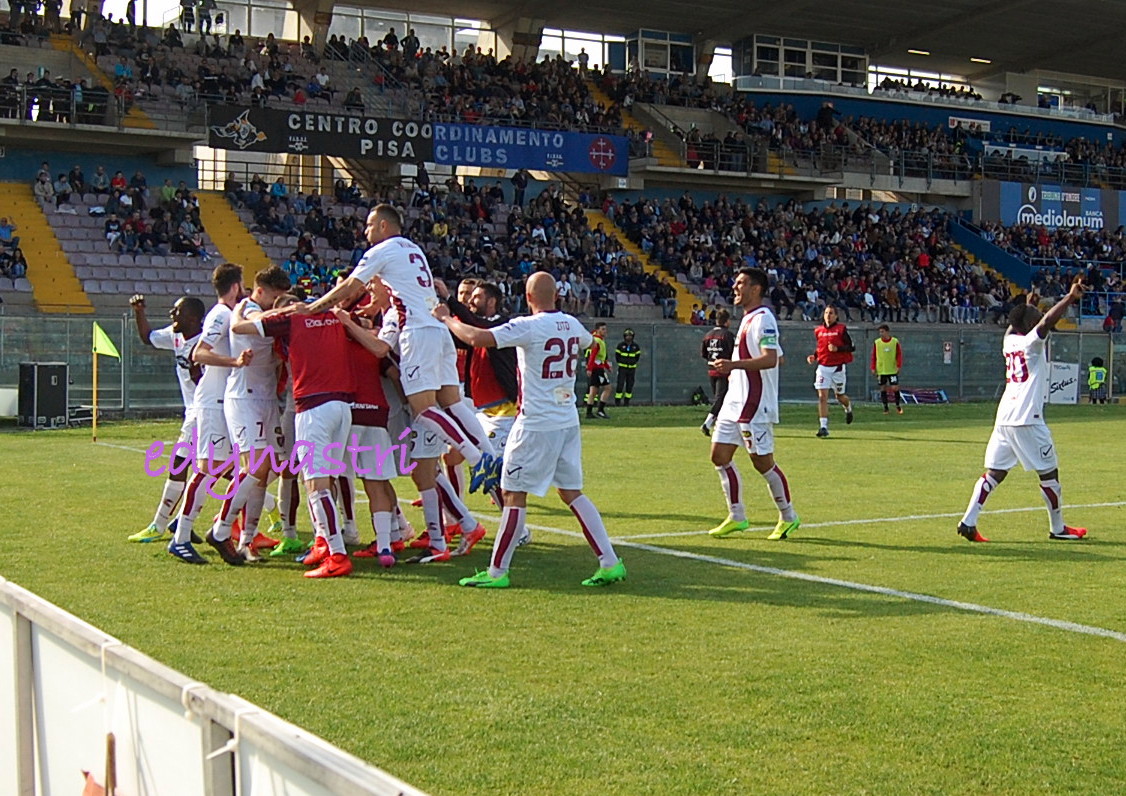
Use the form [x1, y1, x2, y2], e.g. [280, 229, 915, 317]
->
[615, 501, 1126, 540]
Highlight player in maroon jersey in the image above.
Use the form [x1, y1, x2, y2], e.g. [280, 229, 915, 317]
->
[230, 304, 357, 577]
[806, 305, 855, 438]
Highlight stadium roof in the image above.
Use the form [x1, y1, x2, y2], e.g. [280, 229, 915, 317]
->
[375, 0, 1126, 84]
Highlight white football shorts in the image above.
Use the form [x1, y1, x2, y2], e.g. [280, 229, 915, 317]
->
[500, 421, 583, 496]
[479, 413, 515, 454]
[711, 418, 775, 455]
[398, 326, 460, 396]
[346, 424, 397, 481]
[195, 405, 232, 461]
[224, 397, 283, 453]
[293, 400, 351, 480]
[814, 364, 847, 394]
[984, 423, 1058, 473]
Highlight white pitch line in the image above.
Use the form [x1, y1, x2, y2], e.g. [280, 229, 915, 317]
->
[615, 502, 1126, 540]
[503, 519, 1126, 644]
[96, 441, 1126, 643]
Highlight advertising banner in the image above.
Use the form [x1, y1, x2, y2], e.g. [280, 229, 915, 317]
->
[207, 106, 433, 159]
[206, 107, 630, 175]
[1048, 361, 1080, 404]
[432, 123, 630, 175]
[979, 180, 1122, 230]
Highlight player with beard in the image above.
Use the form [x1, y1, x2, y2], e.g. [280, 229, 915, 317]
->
[706, 268, 800, 541]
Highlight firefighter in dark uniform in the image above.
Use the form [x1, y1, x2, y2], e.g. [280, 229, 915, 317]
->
[614, 328, 641, 406]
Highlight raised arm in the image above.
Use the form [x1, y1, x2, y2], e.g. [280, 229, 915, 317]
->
[129, 293, 154, 345]
[1036, 277, 1085, 338]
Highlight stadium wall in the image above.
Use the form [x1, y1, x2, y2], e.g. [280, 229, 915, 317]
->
[0, 576, 429, 796]
[737, 92, 1122, 146]
[0, 147, 197, 189]
[0, 313, 1113, 413]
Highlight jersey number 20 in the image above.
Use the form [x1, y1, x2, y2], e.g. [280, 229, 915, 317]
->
[1004, 351, 1029, 383]
[542, 337, 580, 379]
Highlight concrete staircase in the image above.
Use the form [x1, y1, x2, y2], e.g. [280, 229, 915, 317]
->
[0, 182, 93, 313]
[584, 208, 694, 323]
[586, 80, 683, 167]
[196, 192, 274, 283]
[50, 35, 156, 130]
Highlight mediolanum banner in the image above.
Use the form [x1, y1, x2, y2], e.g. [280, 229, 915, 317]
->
[207, 106, 434, 159]
[979, 180, 1122, 230]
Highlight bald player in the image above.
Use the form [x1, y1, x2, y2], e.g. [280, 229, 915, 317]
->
[434, 272, 627, 589]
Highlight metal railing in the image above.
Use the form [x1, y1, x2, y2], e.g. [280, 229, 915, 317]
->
[0, 83, 119, 126]
[0, 83, 206, 132]
[731, 76, 1117, 125]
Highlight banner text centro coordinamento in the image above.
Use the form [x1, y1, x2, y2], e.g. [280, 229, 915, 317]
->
[206, 106, 630, 175]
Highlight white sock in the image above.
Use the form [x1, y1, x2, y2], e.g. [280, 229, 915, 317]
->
[418, 487, 447, 552]
[278, 478, 299, 539]
[262, 489, 276, 515]
[212, 473, 261, 542]
[819, 416, 829, 429]
[443, 400, 496, 456]
[1039, 478, 1064, 535]
[445, 460, 466, 502]
[373, 511, 393, 550]
[716, 464, 746, 522]
[396, 504, 414, 542]
[173, 471, 210, 544]
[703, 413, 715, 430]
[435, 470, 476, 531]
[961, 472, 999, 527]
[309, 488, 345, 555]
[762, 465, 796, 522]
[488, 505, 526, 578]
[568, 494, 619, 568]
[238, 483, 267, 546]
[152, 479, 185, 531]
[415, 408, 482, 466]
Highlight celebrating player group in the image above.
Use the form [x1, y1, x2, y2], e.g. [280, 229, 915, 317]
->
[128, 203, 624, 585]
[128, 209, 1090, 584]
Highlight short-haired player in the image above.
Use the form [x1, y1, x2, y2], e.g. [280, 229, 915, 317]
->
[957, 279, 1088, 543]
[706, 268, 800, 541]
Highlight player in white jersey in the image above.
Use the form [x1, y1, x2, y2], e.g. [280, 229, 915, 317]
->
[958, 278, 1088, 542]
[301, 204, 498, 562]
[434, 272, 627, 588]
[167, 264, 252, 563]
[206, 265, 293, 562]
[127, 294, 206, 546]
[705, 268, 800, 542]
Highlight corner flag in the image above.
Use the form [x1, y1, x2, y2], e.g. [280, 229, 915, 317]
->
[92, 322, 120, 358]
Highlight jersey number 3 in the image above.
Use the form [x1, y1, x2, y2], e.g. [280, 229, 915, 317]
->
[542, 337, 580, 379]
[410, 252, 433, 288]
[1004, 351, 1029, 383]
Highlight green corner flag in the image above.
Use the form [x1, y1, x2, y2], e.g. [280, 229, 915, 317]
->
[92, 322, 120, 359]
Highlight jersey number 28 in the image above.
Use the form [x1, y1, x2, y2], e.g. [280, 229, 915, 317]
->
[542, 337, 580, 379]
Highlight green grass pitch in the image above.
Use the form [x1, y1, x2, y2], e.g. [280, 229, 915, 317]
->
[3, 403, 1125, 795]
